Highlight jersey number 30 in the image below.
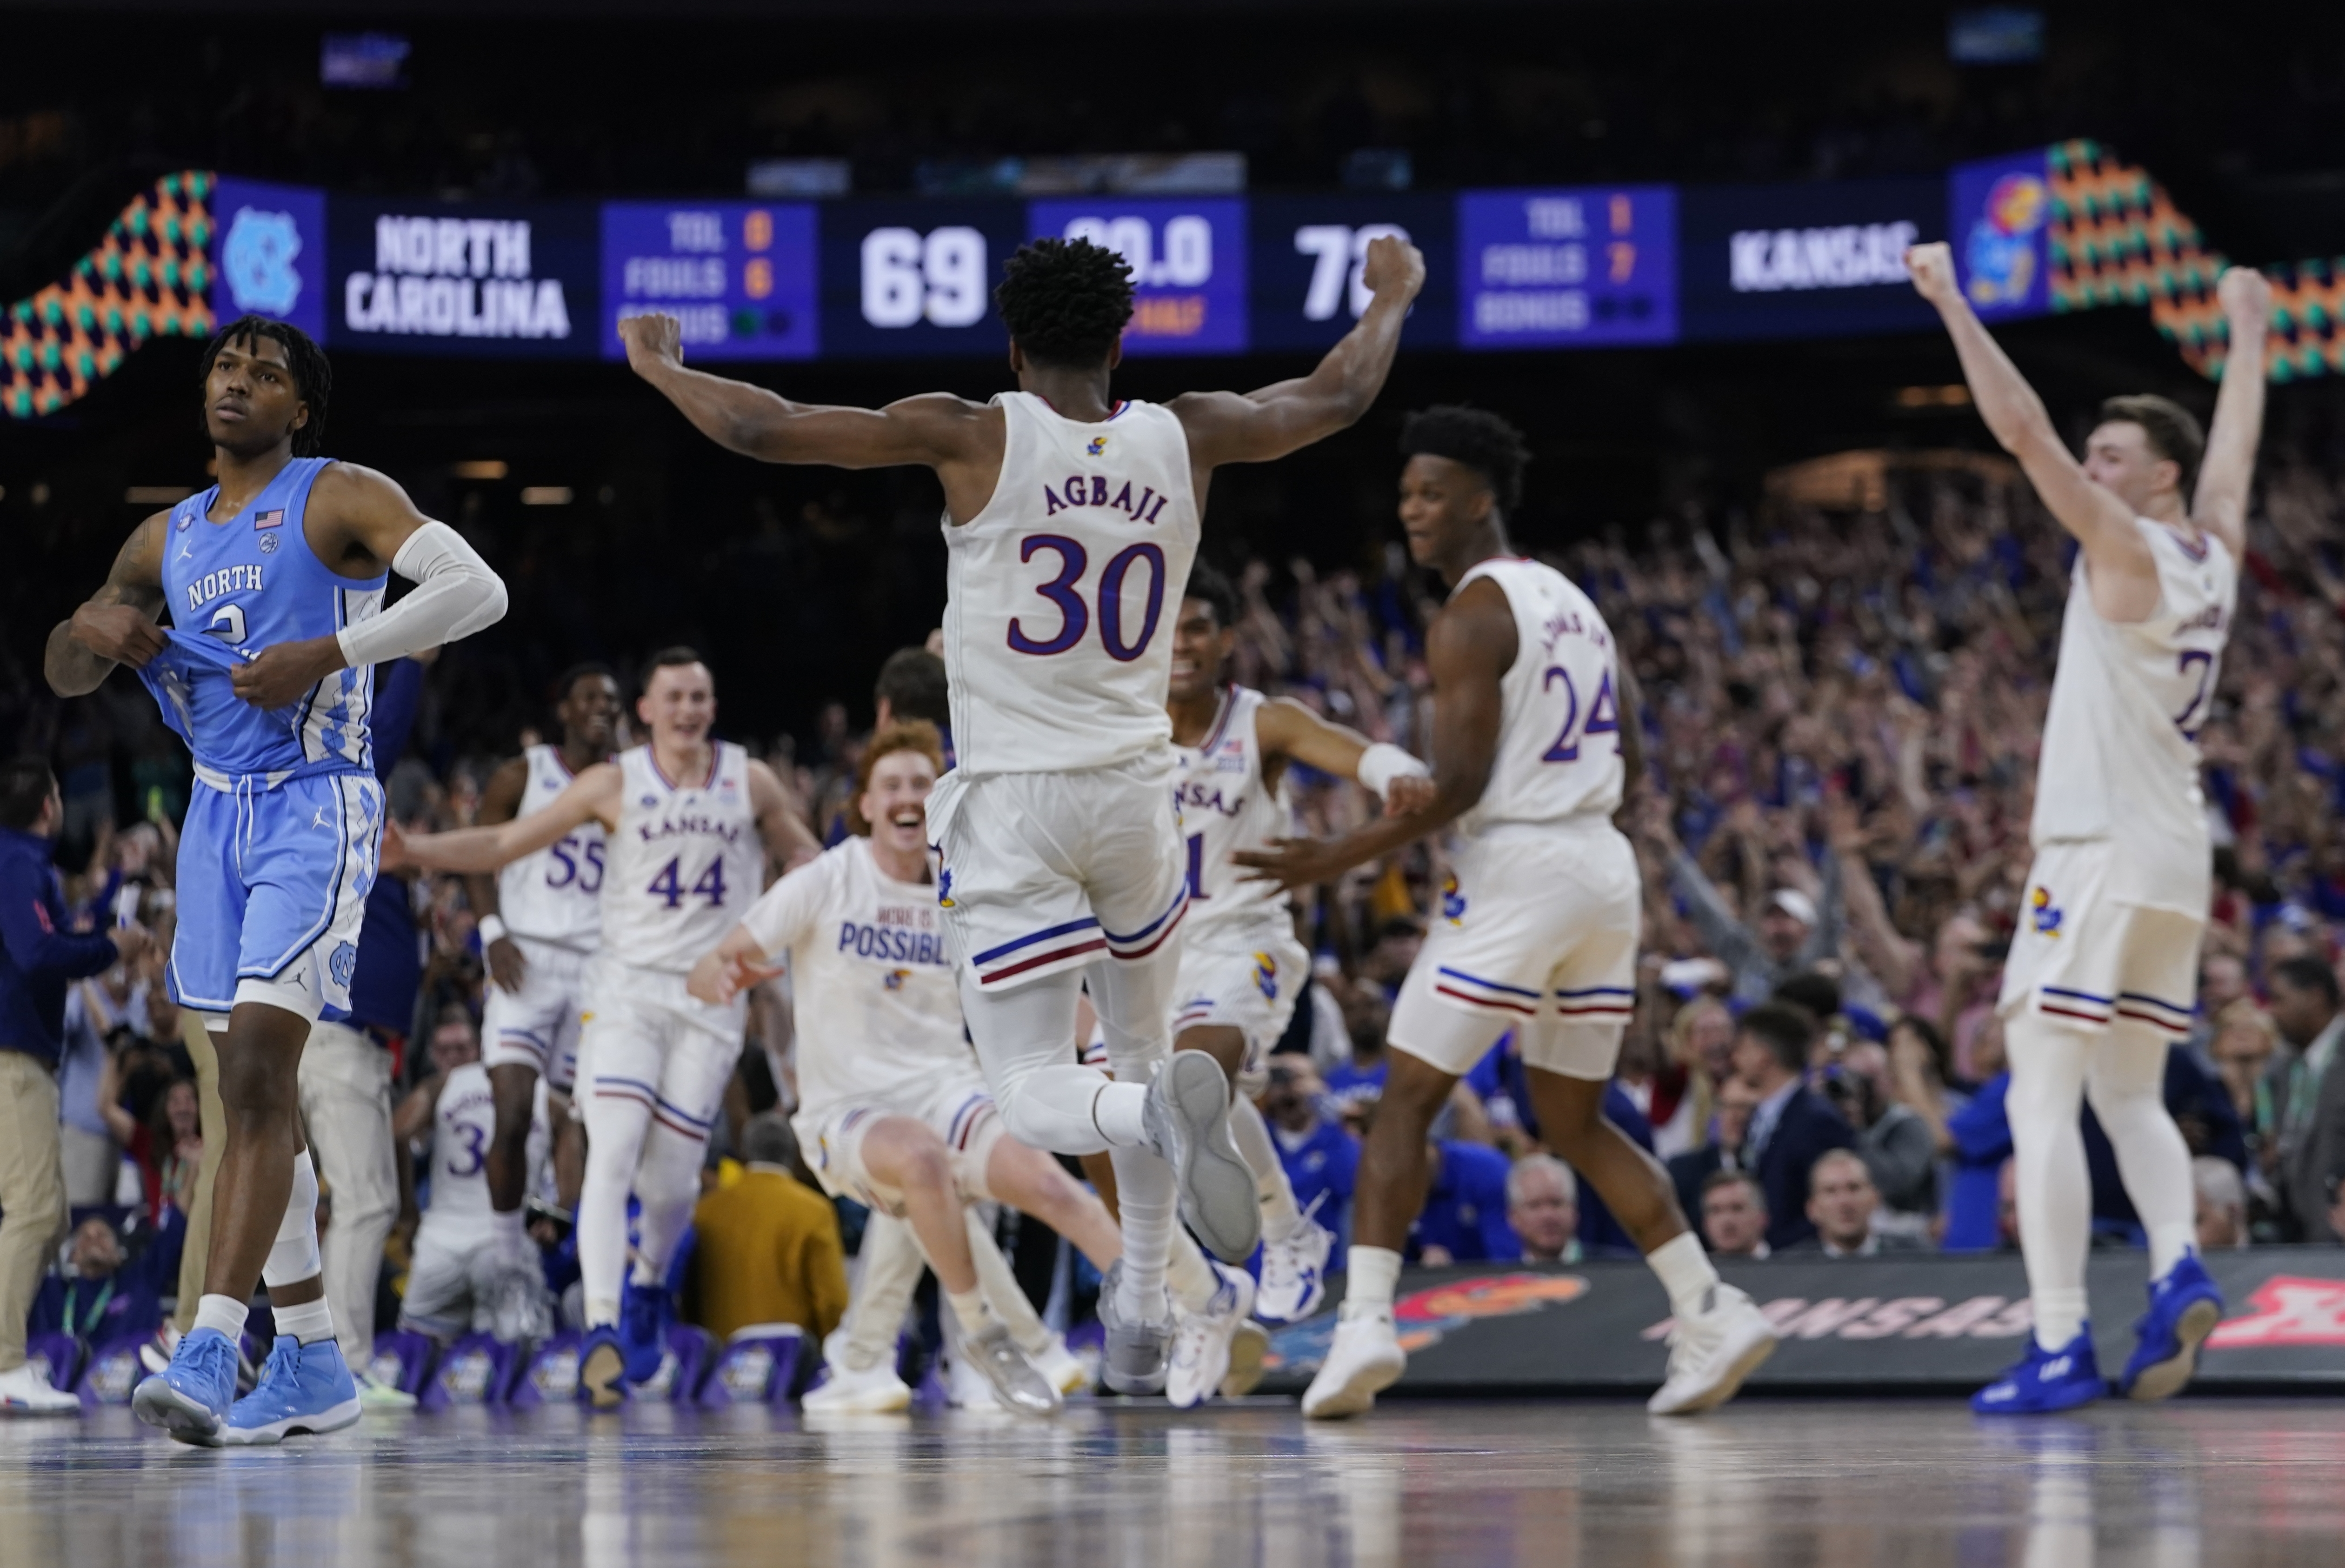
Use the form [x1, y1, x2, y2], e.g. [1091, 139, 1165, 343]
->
[1541, 665, 1619, 763]
[647, 856, 727, 910]
[1007, 536, 1168, 663]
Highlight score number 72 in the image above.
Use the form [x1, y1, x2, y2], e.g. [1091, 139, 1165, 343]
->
[1294, 224, 1411, 321]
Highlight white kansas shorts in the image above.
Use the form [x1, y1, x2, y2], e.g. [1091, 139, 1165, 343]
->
[1998, 840, 2204, 1038]
[1390, 819, 1640, 1080]
[399, 1220, 554, 1342]
[792, 1068, 1006, 1216]
[1172, 928, 1310, 1096]
[576, 960, 746, 1145]
[480, 935, 592, 1093]
[926, 753, 1189, 993]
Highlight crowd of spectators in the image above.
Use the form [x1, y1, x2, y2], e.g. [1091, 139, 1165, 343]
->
[14, 439, 2345, 1404]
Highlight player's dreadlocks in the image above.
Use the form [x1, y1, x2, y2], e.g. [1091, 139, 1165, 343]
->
[1399, 405, 1533, 515]
[994, 238, 1135, 368]
[199, 315, 333, 457]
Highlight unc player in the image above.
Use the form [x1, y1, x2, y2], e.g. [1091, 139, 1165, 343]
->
[45, 317, 508, 1444]
[1163, 562, 1431, 1334]
[688, 719, 1126, 1414]
[1906, 245, 2272, 1412]
[1239, 408, 1775, 1420]
[385, 649, 818, 1407]
[619, 232, 1426, 1389]
[466, 665, 622, 1251]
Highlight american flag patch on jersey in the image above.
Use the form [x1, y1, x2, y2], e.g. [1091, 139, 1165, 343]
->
[253, 508, 284, 529]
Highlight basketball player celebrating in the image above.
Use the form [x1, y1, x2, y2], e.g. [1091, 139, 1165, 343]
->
[46, 316, 508, 1444]
[385, 650, 818, 1406]
[1906, 245, 2271, 1412]
[1239, 408, 1777, 1420]
[619, 231, 1426, 1389]
[687, 719, 1126, 1415]
[1164, 561, 1432, 1332]
[467, 665, 622, 1252]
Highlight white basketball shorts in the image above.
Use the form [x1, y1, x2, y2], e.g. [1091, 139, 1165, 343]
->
[480, 936, 592, 1094]
[574, 959, 746, 1146]
[1171, 928, 1309, 1096]
[792, 1068, 1006, 1216]
[1998, 840, 2204, 1038]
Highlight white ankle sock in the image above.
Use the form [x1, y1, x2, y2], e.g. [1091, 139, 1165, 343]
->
[946, 1287, 997, 1339]
[1647, 1232, 1721, 1316]
[193, 1294, 250, 1343]
[273, 1296, 336, 1347]
[1344, 1245, 1403, 1313]
[1093, 1082, 1150, 1147]
[1166, 1230, 1222, 1313]
[1227, 1096, 1302, 1243]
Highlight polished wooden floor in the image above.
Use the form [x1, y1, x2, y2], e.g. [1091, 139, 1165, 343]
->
[4, 1397, 2341, 1567]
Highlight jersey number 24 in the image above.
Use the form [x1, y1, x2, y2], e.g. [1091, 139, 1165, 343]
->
[1541, 665, 1619, 763]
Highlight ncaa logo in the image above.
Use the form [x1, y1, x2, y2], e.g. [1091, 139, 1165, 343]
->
[222, 206, 306, 316]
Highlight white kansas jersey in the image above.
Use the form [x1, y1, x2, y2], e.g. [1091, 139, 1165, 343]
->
[942, 391, 1200, 776]
[603, 741, 763, 973]
[1454, 557, 1625, 838]
[496, 743, 606, 950]
[2032, 518, 2237, 906]
[735, 836, 969, 1122]
[420, 1062, 549, 1236]
[1173, 684, 1293, 945]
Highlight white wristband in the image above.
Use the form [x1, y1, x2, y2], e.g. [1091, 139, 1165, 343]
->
[1355, 742, 1430, 798]
[477, 914, 508, 948]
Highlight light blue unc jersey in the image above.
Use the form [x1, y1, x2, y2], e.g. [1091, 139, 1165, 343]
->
[147, 455, 386, 781]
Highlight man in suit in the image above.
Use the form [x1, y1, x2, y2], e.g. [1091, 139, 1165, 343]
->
[1728, 1002, 1855, 1251]
[1665, 1073, 1760, 1230]
[2265, 957, 2345, 1243]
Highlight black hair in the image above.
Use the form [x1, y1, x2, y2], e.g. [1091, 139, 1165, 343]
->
[1738, 1001, 1817, 1075]
[199, 315, 332, 457]
[0, 757, 56, 831]
[552, 662, 617, 707]
[994, 238, 1134, 368]
[1772, 971, 1842, 1023]
[1399, 405, 1532, 514]
[642, 646, 710, 692]
[873, 647, 950, 727]
[1182, 560, 1239, 632]
[2100, 394, 2206, 498]
[2272, 955, 2341, 1007]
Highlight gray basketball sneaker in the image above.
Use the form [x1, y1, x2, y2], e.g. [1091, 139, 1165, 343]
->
[960, 1322, 1062, 1417]
[1096, 1259, 1172, 1396]
[1141, 1052, 1262, 1263]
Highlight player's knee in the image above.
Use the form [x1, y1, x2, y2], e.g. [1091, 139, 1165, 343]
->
[1175, 1026, 1246, 1084]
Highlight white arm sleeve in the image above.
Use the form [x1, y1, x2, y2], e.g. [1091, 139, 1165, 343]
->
[1354, 742, 1430, 798]
[336, 522, 508, 668]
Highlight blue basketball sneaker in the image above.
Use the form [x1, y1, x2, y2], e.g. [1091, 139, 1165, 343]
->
[1971, 1328, 2104, 1415]
[219, 1335, 361, 1446]
[131, 1325, 241, 1445]
[620, 1278, 672, 1384]
[2119, 1253, 2225, 1402]
[580, 1325, 628, 1411]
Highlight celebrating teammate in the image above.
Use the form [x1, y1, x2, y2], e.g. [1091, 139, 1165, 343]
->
[1906, 244, 2272, 1413]
[1164, 561, 1431, 1326]
[619, 229, 1426, 1391]
[1239, 407, 1777, 1420]
[384, 650, 818, 1407]
[46, 316, 509, 1444]
[688, 719, 1125, 1415]
[466, 665, 622, 1254]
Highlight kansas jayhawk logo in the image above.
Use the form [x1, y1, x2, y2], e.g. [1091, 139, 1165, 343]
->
[883, 969, 911, 991]
[1440, 872, 1467, 925]
[1253, 951, 1279, 1002]
[1086, 435, 1108, 456]
[937, 867, 954, 908]
[2030, 885, 2063, 938]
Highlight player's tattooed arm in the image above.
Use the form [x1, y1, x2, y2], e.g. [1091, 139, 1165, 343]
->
[469, 755, 532, 993]
[1171, 234, 1426, 475]
[747, 760, 822, 877]
[1235, 579, 1511, 890]
[1253, 697, 1434, 814]
[1905, 241, 2156, 618]
[2195, 268, 2273, 565]
[385, 762, 623, 876]
[46, 511, 171, 697]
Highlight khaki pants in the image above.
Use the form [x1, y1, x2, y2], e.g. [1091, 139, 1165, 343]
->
[299, 1021, 398, 1369]
[0, 1051, 67, 1372]
[173, 1013, 227, 1334]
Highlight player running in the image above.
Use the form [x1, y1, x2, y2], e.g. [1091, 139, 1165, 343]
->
[1162, 561, 1430, 1333]
[688, 719, 1125, 1415]
[619, 230, 1425, 1391]
[1906, 244, 2271, 1413]
[385, 649, 817, 1407]
[466, 665, 621, 1258]
[46, 316, 508, 1444]
[1239, 407, 1776, 1420]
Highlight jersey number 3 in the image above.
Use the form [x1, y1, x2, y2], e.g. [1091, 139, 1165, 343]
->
[647, 856, 727, 910]
[1541, 666, 1619, 763]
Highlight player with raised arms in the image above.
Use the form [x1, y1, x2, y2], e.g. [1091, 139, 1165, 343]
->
[465, 665, 624, 1261]
[46, 315, 509, 1444]
[384, 649, 818, 1406]
[618, 230, 1425, 1391]
[1239, 407, 1778, 1420]
[687, 719, 1126, 1415]
[1906, 244, 2271, 1412]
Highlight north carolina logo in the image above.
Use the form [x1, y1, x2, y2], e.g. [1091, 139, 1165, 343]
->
[1085, 435, 1108, 456]
[1253, 950, 1278, 1002]
[1965, 172, 2047, 309]
[2030, 885, 2063, 938]
[329, 942, 359, 988]
[1439, 872, 1466, 925]
[221, 206, 306, 316]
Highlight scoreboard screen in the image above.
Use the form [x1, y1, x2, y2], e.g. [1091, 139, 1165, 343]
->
[600, 202, 818, 362]
[1027, 198, 1247, 356]
[1457, 187, 1677, 349]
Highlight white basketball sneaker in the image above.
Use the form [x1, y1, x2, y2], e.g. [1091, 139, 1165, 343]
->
[1166, 1262, 1256, 1409]
[1300, 1302, 1405, 1420]
[1646, 1283, 1778, 1415]
[1255, 1205, 1334, 1324]
[0, 1362, 79, 1415]
[801, 1357, 913, 1415]
[1029, 1335, 1093, 1396]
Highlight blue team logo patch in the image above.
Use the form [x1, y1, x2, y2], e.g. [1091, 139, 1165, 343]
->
[329, 942, 358, 988]
[2030, 885, 2063, 938]
[937, 867, 955, 909]
[1440, 873, 1467, 925]
[221, 206, 305, 316]
[884, 969, 910, 991]
[1253, 951, 1279, 1002]
[1086, 435, 1108, 456]
[258, 532, 279, 553]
